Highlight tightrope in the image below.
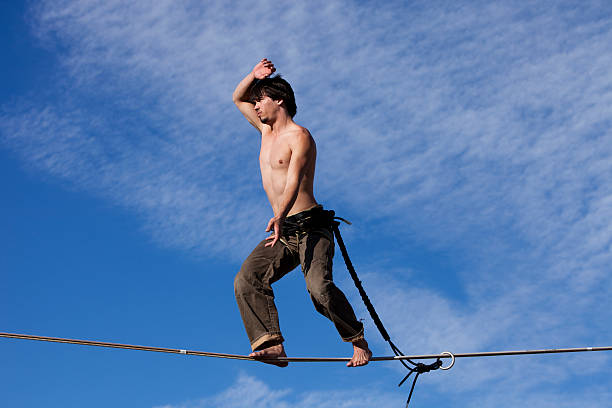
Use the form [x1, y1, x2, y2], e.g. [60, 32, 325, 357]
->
[2, 332, 611, 362]
[4, 331, 612, 408]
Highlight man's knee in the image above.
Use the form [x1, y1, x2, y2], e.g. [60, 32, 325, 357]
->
[234, 269, 250, 297]
[306, 278, 332, 303]
[235, 264, 268, 297]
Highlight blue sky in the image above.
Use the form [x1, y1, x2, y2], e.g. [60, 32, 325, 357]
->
[2, 0, 612, 407]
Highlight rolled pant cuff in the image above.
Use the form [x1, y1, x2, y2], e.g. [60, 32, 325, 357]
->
[251, 333, 284, 351]
[342, 328, 364, 343]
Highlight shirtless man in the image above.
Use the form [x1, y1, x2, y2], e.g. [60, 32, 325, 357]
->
[232, 59, 372, 367]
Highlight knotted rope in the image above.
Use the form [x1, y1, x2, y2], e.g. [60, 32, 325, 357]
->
[330, 213, 446, 407]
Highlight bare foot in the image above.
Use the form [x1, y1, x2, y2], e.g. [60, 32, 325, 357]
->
[347, 338, 372, 367]
[249, 343, 288, 367]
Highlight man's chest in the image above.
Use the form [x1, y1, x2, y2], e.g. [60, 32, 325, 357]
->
[260, 137, 292, 170]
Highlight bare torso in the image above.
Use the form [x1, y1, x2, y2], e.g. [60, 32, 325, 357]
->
[259, 123, 318, 217]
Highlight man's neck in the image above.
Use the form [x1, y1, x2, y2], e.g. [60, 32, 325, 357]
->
[267, 113, 293, 135]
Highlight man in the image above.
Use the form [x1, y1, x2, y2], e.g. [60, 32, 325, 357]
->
[232, 58, 372, 367]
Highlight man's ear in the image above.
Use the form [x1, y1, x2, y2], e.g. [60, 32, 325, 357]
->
[275, 99, 284, 107]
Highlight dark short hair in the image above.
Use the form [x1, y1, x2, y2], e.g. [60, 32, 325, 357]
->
[250, 75, 297, 117]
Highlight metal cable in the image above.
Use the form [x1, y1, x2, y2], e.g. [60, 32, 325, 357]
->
[2, 332, 611, 361]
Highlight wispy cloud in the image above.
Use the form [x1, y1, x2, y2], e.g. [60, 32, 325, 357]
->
[3, 0, 610, 269]
[1, 104, 268, 255]
[153, 372, 402, 408]
[337, 267, 611, 406]
[153, 370, 609, 408]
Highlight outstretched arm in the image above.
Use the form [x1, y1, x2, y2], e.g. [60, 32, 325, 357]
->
[232, 58, 276, 132]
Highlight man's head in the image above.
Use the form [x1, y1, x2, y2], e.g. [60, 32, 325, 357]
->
[250, 75, 297, 121]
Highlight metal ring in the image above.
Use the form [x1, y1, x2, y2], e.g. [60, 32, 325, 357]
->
[440, 351, 455, 370]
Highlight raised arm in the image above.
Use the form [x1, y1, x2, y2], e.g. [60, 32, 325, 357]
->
[232, 58, 276, 132]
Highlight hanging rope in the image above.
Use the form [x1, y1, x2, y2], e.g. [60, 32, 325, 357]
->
[330, 215, 441, 406]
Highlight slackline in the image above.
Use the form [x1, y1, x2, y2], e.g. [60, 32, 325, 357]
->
[4, 331, 612, 408]
[2, 332, 611, 362]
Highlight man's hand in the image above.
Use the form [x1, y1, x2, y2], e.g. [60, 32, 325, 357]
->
[253, 58, 276, 80]
[265, 216, 284, 247]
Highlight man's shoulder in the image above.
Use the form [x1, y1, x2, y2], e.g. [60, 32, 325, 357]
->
[287, 127, 314, 153]
[285, 124, 312, 141]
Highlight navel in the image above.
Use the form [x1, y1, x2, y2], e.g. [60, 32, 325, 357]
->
[279, 159, 284, 164]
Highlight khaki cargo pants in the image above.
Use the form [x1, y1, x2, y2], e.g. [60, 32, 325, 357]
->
[234, 208, 364, 351]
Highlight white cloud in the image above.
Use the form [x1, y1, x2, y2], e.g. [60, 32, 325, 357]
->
[153, 369, 610, 408]
[4, 0, 611, 275]
[339, 270, 612, 407]
[153, 372, 402, 408]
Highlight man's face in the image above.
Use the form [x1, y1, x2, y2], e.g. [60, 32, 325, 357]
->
[254, 95, 280, 124]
